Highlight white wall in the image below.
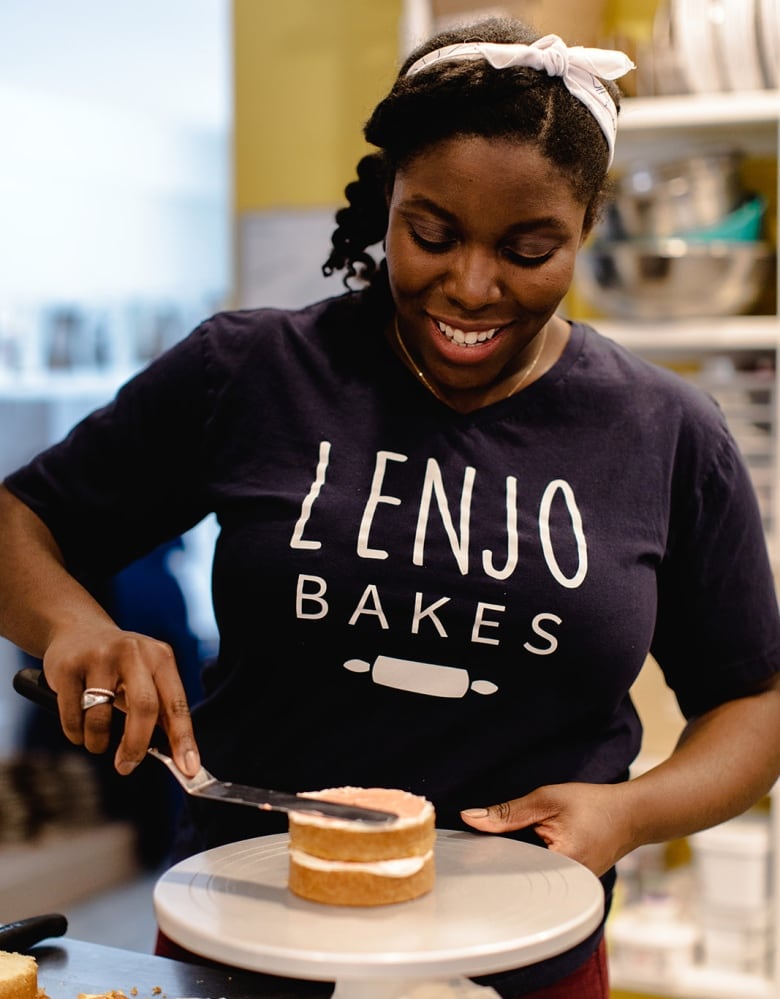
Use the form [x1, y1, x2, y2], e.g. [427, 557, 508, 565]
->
[0, 0, 232, 308]
[0, 0, 231, 755]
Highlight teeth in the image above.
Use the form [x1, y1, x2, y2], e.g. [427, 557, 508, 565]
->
[437, 321, 499, 346]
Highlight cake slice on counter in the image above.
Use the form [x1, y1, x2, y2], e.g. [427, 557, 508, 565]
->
[0, 951, 39, 999]
[288, 786, 435, 905]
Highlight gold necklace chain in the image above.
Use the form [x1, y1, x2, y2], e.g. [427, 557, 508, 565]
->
[393, 317, 548, 405]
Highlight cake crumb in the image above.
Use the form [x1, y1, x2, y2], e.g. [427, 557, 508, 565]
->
[78, 991, 130, 999]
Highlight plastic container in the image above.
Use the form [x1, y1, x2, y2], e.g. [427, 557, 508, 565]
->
[609, 903, 700, 983]
[681, 195, 766, 242]
[697, 902, 773, 975]
[689, 814, 772, 909]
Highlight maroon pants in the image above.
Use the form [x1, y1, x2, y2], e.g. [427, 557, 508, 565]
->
[156, 932, 609, 998]
[510, 939, 609, 998]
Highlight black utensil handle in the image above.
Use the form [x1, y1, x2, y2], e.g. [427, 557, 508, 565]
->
[0, 913, 67, 951]
[13, 667, 59, 716]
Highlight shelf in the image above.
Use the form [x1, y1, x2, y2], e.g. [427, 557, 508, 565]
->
[0, 365, 139, 401]
[605, 89, 780, 999]
[620, 92, 780, 131]
[614, 92, 780, 163]
[612, 966, 774, 999]
[610, 790, 778, 999]
[0, 822, 140, 921]
[594, 316, 780, 352]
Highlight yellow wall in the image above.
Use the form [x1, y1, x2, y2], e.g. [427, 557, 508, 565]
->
[231, 1, 663, 213]
[233, 0, 401, 212]
[602, 0, 657, 31]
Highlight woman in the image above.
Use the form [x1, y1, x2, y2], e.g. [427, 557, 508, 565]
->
[0, 16, 778, 998]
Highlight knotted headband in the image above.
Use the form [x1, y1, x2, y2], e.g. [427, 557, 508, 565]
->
[405, 34, 636, 167]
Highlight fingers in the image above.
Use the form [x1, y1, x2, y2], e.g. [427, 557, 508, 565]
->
[113, 638, 200, 778]
[159, 690, 201, 778]
[461, 799, 520, 832]
[44, 627, 201, 778]
[81, 694, 117, 754]
[113, 671, 163, 775]
[461, 785, 630, 876]
[54, 671, 115, 751]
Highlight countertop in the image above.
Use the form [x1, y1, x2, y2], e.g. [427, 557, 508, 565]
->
[31, 938, 333, 999]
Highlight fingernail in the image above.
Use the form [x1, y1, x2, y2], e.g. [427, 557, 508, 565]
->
[461, 808, 489, 818]
[116, 758, 138, 776]
[185, 750, 199, 775]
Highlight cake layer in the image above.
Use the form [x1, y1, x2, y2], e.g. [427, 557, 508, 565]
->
[289, 786, 435, 862]
[289, 812, 435, 862]
[288, 786, 436, 905]
[288, 852, 435, 906]
[0, 951, 37, 999]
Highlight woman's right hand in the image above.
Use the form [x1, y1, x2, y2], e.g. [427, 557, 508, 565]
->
[43, 621, 201, 777]
[0, 486, 201, 778]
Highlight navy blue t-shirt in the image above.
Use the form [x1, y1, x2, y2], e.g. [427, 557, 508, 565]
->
[6, 289, 780, 993]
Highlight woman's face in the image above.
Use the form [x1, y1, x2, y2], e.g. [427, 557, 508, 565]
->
[385, 135, 589, 408]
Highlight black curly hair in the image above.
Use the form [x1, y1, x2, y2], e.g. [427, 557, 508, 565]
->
[322, 16, 622, 289]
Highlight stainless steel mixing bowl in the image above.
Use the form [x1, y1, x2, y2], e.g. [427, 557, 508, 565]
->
[575, 238, 775, 320]
[604, 152, 746, 239]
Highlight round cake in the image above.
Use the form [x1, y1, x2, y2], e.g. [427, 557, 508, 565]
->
[288, 786, 435, 906]
[0, 951, 38, 999]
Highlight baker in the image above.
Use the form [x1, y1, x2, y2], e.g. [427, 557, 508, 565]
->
[1, 14, 778, 998]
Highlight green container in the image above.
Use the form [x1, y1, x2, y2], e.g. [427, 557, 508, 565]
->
[680, 195, 766, 243]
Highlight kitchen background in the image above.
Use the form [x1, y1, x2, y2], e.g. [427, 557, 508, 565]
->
[0, 1, 777, 997]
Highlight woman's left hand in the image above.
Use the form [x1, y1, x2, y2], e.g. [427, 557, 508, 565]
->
[461, 675, 780, 877]
[461, 782, 637, 877]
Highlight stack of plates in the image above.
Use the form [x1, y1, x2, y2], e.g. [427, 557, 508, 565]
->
[660, 0, 777, 94]
[756, 0, 779, 87]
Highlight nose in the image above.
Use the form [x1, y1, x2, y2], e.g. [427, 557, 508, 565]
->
[442, 245, 503, 311]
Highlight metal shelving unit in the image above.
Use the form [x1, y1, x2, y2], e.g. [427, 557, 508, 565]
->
[601, 91, 780, 999]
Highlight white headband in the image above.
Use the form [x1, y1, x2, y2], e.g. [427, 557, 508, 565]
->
[405, 35, 635, 167]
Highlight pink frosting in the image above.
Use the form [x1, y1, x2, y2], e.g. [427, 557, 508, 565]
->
[301, 786, 432, 819]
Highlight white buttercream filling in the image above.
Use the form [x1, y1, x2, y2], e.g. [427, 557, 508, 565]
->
[290, 848, 432, 877]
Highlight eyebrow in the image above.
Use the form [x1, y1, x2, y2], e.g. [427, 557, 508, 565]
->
[399, 195, 571, 235]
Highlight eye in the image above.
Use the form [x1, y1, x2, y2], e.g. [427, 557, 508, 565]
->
[504, 246, 556, 267]
[407, 222, 456, 254]
[503, 241, 558, 267]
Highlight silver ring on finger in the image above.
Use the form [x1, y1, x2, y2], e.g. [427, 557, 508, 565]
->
[81, 688, 117, 711]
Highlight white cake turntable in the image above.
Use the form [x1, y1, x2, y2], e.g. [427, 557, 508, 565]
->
[154, 829, 604, 999]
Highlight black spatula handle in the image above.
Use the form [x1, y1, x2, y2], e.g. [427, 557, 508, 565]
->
[0, 913, 67, 951]
[13, 666, 59, 715]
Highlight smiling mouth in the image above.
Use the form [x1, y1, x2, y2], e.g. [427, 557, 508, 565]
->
[436, 319, 503, 346]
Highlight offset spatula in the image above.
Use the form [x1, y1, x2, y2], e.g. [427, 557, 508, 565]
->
[13, 667, 397, 824]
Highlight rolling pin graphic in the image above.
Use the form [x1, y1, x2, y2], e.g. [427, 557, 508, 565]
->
[344, 655, 498, 698]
